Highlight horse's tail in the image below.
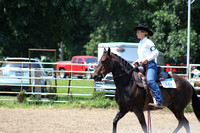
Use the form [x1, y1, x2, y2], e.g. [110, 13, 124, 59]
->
[192, 86, 200, 121]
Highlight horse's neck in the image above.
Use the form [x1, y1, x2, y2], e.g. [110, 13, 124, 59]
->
[112, 62, 132, 88]
[111, 58, 138, 99]
[112, 70, 136, 98]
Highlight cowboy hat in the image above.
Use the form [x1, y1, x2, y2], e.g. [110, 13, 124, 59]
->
[134, 23, 153, 36]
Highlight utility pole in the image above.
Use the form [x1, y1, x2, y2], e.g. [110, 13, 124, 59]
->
[187, 0, 195, 79]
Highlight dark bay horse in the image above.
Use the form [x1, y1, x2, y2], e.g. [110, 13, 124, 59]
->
[93, 48, 200, 133]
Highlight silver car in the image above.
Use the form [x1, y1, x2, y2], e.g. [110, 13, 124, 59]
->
[95, 62, 134, 98]
[0, 57, 52, 93]
[95, 73, 116, 98]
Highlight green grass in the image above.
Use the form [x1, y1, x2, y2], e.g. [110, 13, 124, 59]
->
[57, 79, 94, 94]
[0, 79, 195, 112]
[55, 79, 94, 101]
[0, 91, 118, 109]
[0, 79, 118, 109]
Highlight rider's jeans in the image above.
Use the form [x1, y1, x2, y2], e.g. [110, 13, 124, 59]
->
[146, 60, 163, 104]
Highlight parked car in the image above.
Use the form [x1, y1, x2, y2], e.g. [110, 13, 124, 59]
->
[0, 57, 54, 94]
[95, 73, 116, 98]
[56, 56, 98, 79]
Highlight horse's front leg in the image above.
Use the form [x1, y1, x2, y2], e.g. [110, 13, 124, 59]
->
[134, 108, 147, 133]
[113, 107, 128, 133]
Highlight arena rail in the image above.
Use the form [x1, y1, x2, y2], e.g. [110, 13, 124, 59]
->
[0, 61, 199, 102]
[188, 64, 200, 93]
[0, 61, 96, 102]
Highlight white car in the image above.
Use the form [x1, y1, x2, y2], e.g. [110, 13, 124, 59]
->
[0, 57, 52, 93]
[95, 73, 116, 98]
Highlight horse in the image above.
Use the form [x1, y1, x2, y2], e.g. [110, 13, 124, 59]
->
[93, 48, 200, 133]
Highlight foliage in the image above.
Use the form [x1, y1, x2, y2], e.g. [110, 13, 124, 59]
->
[0, 94, 118, 109]
[167, 29, 199, 63]
[184, 104, 193, 113]
[91, 91, 106, 100]
[1, 1, 200, 64]
[17, 89, 27, 103]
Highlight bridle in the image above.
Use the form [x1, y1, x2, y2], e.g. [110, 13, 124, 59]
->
[101, 54, 135, 79]
[101, 55, 111, 76]
[113, 68, 135, 79]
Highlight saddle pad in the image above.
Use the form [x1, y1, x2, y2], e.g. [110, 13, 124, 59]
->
[160, 78, 176, 88]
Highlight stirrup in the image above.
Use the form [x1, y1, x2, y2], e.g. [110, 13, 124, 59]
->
[148, 103, 165, 109]
[148, 97, 165, 109]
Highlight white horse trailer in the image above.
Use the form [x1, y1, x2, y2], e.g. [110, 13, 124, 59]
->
[98, 42, 165, 65]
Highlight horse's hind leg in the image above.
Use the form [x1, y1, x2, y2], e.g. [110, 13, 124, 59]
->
[113, 108, 128, 133]
[168, 106, 190, 133]
[173, 118, 190, 133]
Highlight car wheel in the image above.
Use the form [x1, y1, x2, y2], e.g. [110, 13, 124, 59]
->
[85, 70, 92, 79]
[59, 69, 66, 78]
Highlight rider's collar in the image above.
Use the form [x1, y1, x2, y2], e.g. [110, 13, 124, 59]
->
[140, 37, 148, 43]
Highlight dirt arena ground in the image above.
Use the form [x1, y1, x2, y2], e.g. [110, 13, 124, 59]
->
[0, 108, 199, 133]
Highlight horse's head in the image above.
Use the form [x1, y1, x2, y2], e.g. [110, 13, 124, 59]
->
[93, 48, 113, 81]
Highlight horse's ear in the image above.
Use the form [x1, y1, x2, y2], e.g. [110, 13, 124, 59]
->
[108, 47, 111, 56]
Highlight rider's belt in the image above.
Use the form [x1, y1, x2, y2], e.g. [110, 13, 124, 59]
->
[147, 60, 155, 64]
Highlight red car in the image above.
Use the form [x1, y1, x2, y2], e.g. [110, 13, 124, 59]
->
[56, 56, 98, 79]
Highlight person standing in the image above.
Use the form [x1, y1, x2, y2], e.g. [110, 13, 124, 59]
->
[133, 23, 164, 108]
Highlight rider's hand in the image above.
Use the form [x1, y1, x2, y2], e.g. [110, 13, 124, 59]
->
[132, 61, 137, 66]
[141, 59, 148, 65]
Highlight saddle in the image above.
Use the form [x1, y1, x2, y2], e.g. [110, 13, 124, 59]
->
[132, 66, 172, 88]
[132, 66, 171, 110]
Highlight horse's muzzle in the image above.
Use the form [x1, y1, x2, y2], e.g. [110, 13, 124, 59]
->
[93, 74, 103, 81]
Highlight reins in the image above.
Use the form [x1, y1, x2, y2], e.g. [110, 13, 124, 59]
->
[148, 109, 152, 133]
[113, 68, 135, 79]
[110, 56, 152, 133]
[104, 53, 135, 79]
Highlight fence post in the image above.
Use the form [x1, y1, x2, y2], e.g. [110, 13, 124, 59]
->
[35, 69, 41, 99]
[67, 79, 72, 100]
[93, 81, 96, 93]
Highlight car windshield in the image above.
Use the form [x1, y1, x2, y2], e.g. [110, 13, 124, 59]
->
[2, 62, 41, 68]
[85, 58, 98, 63]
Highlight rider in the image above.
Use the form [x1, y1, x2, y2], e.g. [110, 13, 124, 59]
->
[133, 23, 164, 108]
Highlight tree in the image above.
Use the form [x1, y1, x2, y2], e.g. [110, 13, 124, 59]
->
[1, 0, 200, 64]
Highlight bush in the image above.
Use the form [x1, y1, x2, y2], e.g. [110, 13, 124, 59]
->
[17, 90, 26, 103]
[91, 91, 106, 100]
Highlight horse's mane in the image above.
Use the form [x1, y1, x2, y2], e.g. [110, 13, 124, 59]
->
[111, 52, 134, 73]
